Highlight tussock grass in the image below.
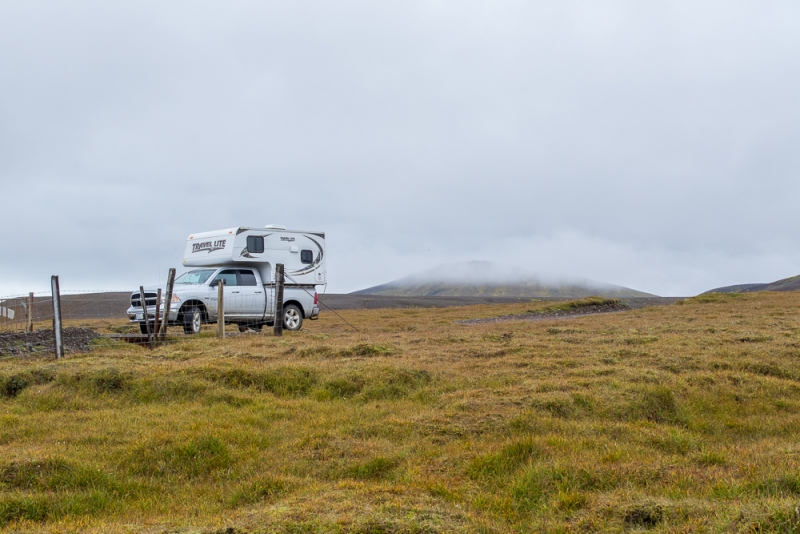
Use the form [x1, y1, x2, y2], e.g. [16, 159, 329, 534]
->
[0, 492, 111, 526]
[56, 367, 128, 394]
[347, 456, 398, 480]
[298, 343, 394, 358]
[0, 375, 28, 398]
[625, 385, 682, 424]
[0, 457, 132, 527]
[0, 369, 53, 399]
[197, 365, 318, 396]
[527, 296, 626, 314]
[228, 475, 293, 508]
[1, 458, 115, 491]
[313, 366, 431, 401]
[2, 293, 800, 531]
[468, 438, 544, 480]
[688, 292, 748, 303]
[126, 435, 231, 478]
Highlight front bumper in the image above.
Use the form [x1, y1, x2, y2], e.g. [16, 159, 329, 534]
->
[127, 306, 180, 323]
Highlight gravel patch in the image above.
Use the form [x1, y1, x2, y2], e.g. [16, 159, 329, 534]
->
[0, 328, 102, 358]
[458, 302, 630, 325]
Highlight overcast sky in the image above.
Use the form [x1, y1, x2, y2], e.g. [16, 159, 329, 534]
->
[2, 1, 799, 297]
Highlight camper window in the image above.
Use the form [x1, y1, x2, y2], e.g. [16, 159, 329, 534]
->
[211, 270, 237, 287]
[247, 236, 265, 254]
[175, 269, 216, 285]
[238, 270, 258, 286]
[301, 250, 313, 264]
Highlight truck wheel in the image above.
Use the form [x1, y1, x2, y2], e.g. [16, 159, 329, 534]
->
[183, 307, 202, 335]
[139, 322, 150, 335]
[283, 304, 303, 331]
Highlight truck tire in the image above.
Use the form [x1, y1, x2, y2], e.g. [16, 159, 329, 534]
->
[139, 322, 150, 335]
[183, 307, 202, 335]
[283, 304, 303, 331]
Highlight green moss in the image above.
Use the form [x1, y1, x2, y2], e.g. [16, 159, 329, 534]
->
[528, 297, 625, 315]
[688, 292, 747, 303]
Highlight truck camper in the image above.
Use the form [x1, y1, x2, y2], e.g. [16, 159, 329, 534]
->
[127, 225, 325, 334]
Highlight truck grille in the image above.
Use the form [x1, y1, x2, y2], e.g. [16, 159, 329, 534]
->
[131, 293, 158, 308]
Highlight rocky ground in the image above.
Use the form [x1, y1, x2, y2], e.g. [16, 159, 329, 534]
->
[0, 328, 102, 357]
[458, 299, 632, 324]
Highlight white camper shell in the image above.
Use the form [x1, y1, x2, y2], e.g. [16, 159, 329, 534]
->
[183, 226, 326, 286]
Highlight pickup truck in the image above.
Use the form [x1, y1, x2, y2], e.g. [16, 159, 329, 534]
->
[126, 266, 319, 334]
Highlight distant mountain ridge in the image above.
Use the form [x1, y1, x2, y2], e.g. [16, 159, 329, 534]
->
[352, 261, 656, 298]
[704, 274, 800, 294]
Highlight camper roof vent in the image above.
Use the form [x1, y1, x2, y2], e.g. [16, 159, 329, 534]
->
[264, 224, 286, 230]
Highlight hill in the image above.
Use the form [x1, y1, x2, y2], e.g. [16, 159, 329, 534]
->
[352, 261, 656, 298]
[704, 274, 800, 294]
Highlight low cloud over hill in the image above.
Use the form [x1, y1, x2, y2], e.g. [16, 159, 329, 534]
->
[352, 261, 655, 298]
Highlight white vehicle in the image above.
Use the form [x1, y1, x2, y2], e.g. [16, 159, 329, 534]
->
[127, 225, 325, 334]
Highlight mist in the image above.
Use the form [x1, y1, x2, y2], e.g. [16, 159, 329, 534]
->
[2, 1, 799, 297]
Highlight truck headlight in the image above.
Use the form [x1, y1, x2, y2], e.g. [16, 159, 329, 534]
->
[171, 294, 181, 303]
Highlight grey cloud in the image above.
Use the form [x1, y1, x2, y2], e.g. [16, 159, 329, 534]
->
[1, 1, 798, 296]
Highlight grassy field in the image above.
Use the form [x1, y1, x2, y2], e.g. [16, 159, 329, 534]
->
[1, 292, 800, 532]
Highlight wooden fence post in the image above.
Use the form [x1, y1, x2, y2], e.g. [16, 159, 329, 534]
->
[160, 268, 175, 342]
[27, 292, 34, 333]
[51, 276, 64, 359]
[217, 279, 225, 339]
[154, 289, 162, 336]
[274, 263, 284, 337]
[140, 286, 153, 348]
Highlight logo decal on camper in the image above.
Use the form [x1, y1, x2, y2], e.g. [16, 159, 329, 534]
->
[280, 237, 295, 242]
[192, 240, 226, 254]
[288, 235, 325, 276]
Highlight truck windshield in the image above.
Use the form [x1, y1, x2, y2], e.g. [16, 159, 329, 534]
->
[174, 269, 216, 285]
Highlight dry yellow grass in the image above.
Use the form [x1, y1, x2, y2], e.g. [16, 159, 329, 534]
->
[1, 292, 800, 532]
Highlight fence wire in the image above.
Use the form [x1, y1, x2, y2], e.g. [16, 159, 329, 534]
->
[0, 290, 131, 333]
